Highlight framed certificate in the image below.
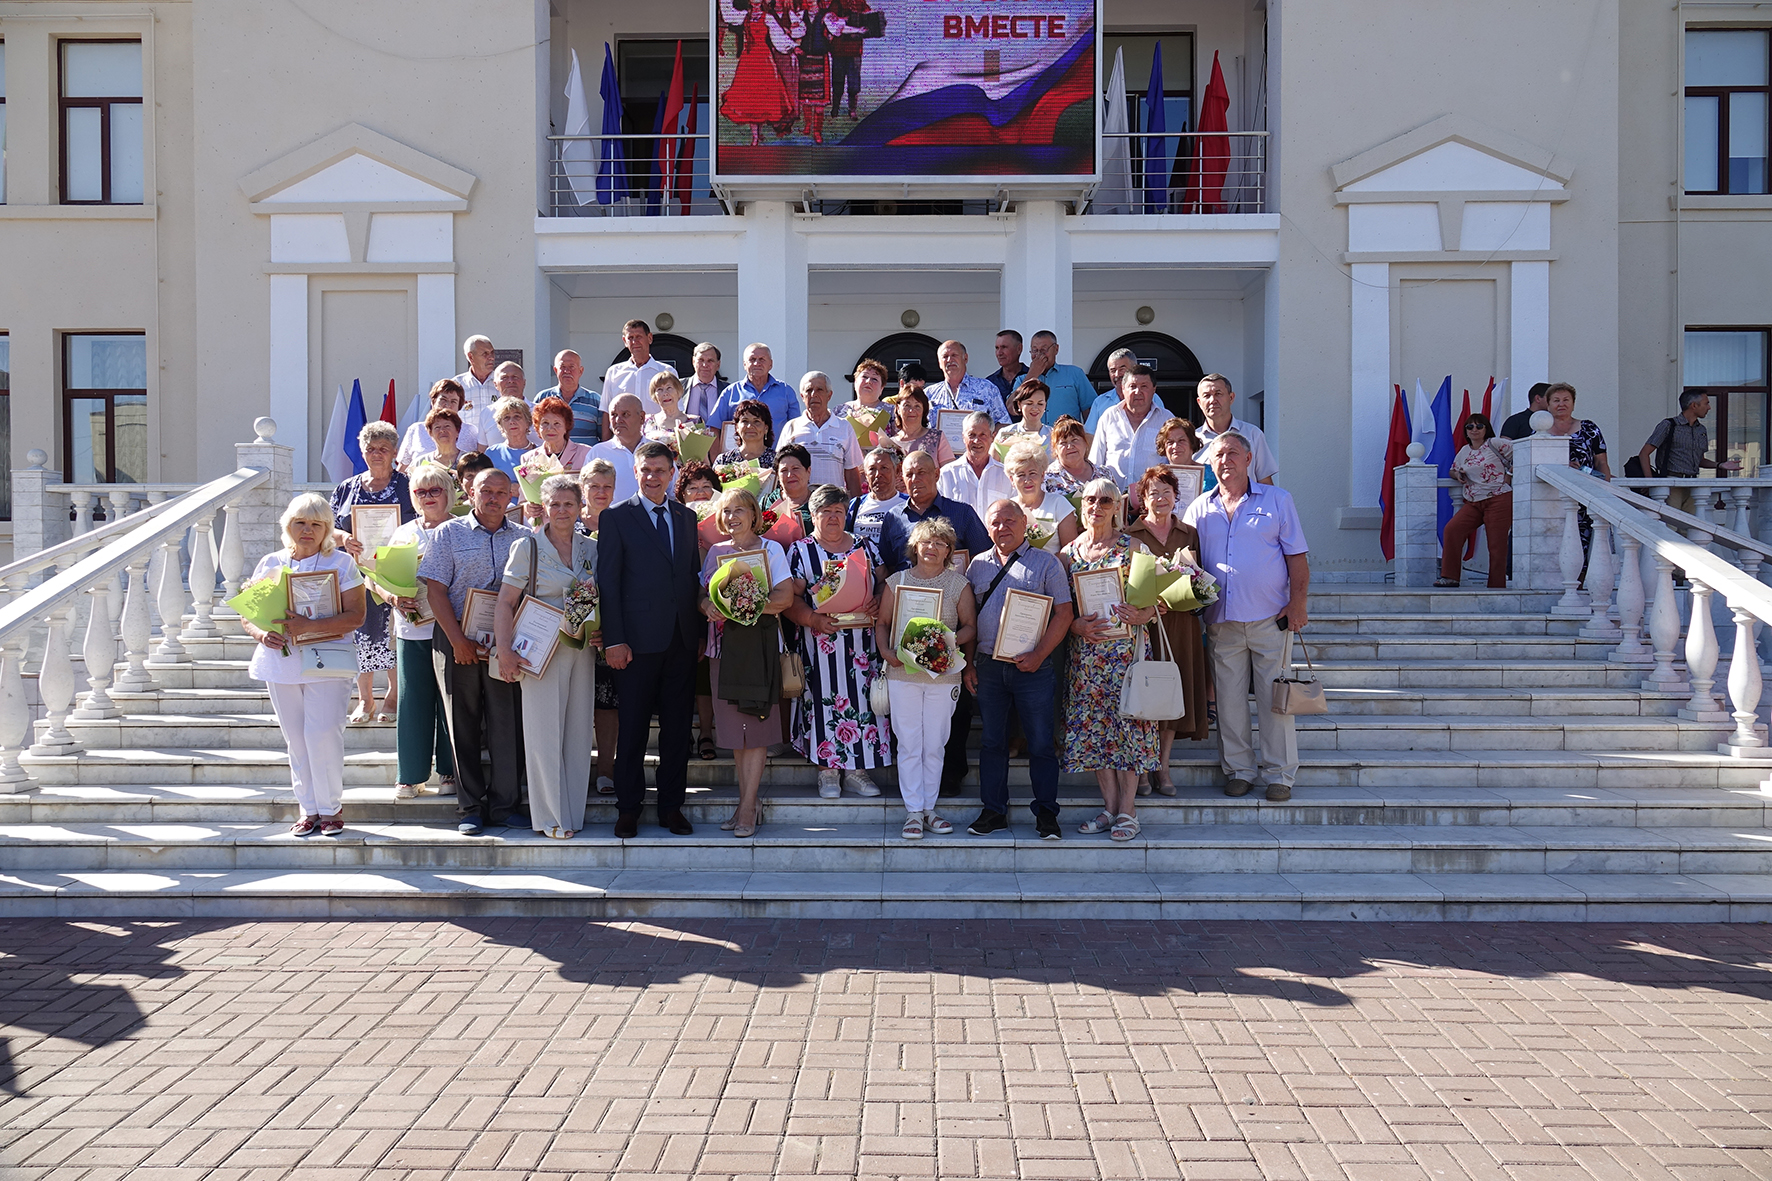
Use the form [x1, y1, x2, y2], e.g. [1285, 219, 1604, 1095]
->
[351, 505, 402, 571]
[993, 589, 1052, 663]
[937, 409, 971, 454]
[1167, 464, 1205, 505]
[720, 421, 739, 456]
[509, 596, 568, 678]
[948, 548, 970, 573]
[891, 585, 944, 650]
[461, 587, 500, 648]
[1073, 567, 1130, 641]
[286, 571, 341, 644]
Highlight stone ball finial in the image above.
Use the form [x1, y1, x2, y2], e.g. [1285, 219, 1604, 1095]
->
[1530, 410, 1553, 434]
[253, 417, 278, 444]
[1405, 442, 1426, 462]
[24, 449, 47, 470]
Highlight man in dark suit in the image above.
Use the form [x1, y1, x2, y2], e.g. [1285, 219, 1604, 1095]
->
[595, 440, 703, 838]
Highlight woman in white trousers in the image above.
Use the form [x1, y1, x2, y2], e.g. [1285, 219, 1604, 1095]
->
[875, 518, 977, 839]
[493, 474, 600, 839]
[243, 494, 368, 836]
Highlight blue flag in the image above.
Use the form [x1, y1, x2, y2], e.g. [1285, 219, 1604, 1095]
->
[343, 378, 368, 476]
[1424, 376, 1456, 539]
[1144, 42, 1167, 213]
[596, 43, 625, 205]
[646, 88, 668, 215]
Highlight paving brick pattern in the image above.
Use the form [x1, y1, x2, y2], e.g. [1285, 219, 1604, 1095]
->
[1, 919, 1770, 1180]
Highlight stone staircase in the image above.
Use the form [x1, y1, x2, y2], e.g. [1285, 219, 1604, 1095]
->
[4, 588, 1771, 921]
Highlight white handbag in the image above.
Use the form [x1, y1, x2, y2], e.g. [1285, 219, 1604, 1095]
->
[1271, 631, 1328, 715]
[869, 675, 891, 717]
[300, 640, 359, 680]
[1119, 619, 1186, 721]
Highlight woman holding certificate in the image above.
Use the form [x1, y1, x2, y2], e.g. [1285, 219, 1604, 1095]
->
[331, 419, 414, 725]
[387, 466, 459, 800]
[1126, 466, 1212, 787]
[784, 484, 892, 797]
[1003, 438, 1079, 554]
[700, 487, 796, 837]
[1059, 479, 1161, 841]
[1043, 417, 1115, 497]
[877, 518, 976, 839]
[493, 474, 600, 839]
[244, 494, 368, 836]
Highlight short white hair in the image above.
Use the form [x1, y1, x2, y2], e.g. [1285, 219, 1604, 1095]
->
[493, 361, 523, 379]
[553, 349, 580, 368]
[280, 493, 338, 555]
[799, 370, 831, 395]
[743, 342, 772, 361]
[964, 411, 994, 432]
[464, 334, 493, 357]
[1108, 348, 1137, 366]
[605, 392, 642, 415]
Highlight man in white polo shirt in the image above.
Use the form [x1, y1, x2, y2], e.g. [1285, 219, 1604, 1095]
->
[778, 371, 864, 494]
[600, 319, 676, 430]
[1194, 373, 1277, 484]
[453, 334, 500, 440]
[1089, 365, 1166, 489]
[938, 412, 1014, 516]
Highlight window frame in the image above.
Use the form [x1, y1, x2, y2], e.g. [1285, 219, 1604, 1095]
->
[61, 332, 147, 484]
[1683, 326, 1771, 472]
[1684, 28, 1771, 195]
[57, 37, 144, 206]
[0, 331, 9, 520]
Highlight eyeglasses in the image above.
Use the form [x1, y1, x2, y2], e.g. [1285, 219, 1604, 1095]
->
[414, 489, 447, 498]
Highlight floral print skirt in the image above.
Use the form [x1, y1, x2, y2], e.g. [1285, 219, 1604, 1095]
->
[1061, 633, 1159, 772]
[791, 626, 892, 771]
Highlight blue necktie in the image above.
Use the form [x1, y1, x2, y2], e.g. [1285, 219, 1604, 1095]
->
[653, 504, 671, 550]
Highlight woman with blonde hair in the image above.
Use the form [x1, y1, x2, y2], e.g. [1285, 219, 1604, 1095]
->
[243, 494, 368, 836]
[1003, 437, 1079, 553]
[482, 396, 537, 481]
[332, 418, 412, 724]
[579, 459, 622, 795]
[644, 371, 699, 442]
[388, 465, 459, 800]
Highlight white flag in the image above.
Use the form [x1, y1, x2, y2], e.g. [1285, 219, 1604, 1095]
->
[562, 49, 596, 208]
[320, 385, 353, 483]
[1094, 49, 1134, 214]
[1411, 380, 1436, 452]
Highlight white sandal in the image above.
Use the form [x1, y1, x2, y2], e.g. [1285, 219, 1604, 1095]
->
[1110, 813, 1141, 842]
[1077, 811, 1115, 835]
[901, 813, 924, 840]
[924, 812, 953, 835]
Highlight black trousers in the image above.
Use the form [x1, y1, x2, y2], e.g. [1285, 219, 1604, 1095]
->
[437, 641, 522, 823]
[613, 637, 695, 817]
[940, 687, 975, 793]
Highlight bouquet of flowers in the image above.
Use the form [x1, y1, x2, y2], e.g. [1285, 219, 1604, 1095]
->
[897, 618, 966, 679]
[1157, 554, 1219, 612]
[675, 422, 719, 464]
[713, 460, 766, 499]
[758, 505, 804, 546]
[1024, 515, 1058, 552]
[515, 452, 566, 504]
[559, 578, 599, 649]
[690, 499, 722, 522]
[225, 566, 291, 654]
[809, 548, 869, 615]
[708, 555, 771, 626]
[845, 404, 893, 450]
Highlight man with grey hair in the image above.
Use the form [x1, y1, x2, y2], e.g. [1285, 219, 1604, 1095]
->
[1083, 347, 1139, 433]
[684, 342, 723, 420]
[927, 339, 1011, 425]
[1183, 428, 1310, 802]
[847, 445, 906, 544]
[779, 370, 865, 494]
[452, 334, 499, 439]
[706, 342, 799, 431]
[538, 349, 600, 448]
[1026, 330, 1096, 424]
[938, 410, 1014, 515]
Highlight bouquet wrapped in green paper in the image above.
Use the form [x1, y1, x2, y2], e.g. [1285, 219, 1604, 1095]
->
[225, 566, 290, 649]
[676, 422, 718, 464]
[362, 541, 426, 622]
[708, 553, 771, 626]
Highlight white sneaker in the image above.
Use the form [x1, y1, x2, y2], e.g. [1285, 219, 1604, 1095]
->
[817, 770, 841, 798]
[395, 783, 420, 800]
[844, 770, 881, 797]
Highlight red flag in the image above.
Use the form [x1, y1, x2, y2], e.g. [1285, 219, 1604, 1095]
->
[1183, 52, 1230, 213]
[657, 42, 685, 205]
[1480, 376, 1494, 423]
[1378, 384, 1413, 561]
[1454, 389, 1472, 442]
[380, 379, 398, 425]
[675, 81, 700, 212]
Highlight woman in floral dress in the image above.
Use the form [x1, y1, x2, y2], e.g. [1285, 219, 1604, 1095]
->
[1059, 478, 1160, 842]
[330, 420, 413, 723]
[784, 484, 892, 796]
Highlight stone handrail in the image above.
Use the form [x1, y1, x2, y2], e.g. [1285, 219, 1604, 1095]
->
[1537, 464, 1771, 758]
[0, 494, 179, 585]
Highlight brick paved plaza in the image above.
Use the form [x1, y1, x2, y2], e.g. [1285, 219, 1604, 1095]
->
[1, 920, 1769, 1181]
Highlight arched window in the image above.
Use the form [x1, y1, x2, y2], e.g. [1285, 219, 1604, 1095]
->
[1086, 332, 1207, 420]
[853, 333, 943, 396]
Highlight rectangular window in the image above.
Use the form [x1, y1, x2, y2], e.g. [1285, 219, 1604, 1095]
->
[59, 40, 143, 204]
[1685, 328, 1771, 474]
[1685, 29, 1770, 194]
[0, 334, 9, 520]
[63, 333, 147, 483]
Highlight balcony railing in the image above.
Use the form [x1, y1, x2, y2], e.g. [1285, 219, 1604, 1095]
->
[548, 134, 724, 218]
[1087, 131, 1267, 215]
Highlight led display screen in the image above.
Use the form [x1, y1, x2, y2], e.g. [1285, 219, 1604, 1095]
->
[712, 0, 1097, 180]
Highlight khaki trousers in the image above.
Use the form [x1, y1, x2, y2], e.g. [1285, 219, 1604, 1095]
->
[521, 641, 598, 834]
[1207, 617, 1299, 788]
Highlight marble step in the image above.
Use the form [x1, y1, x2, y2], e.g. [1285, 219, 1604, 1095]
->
[1306, 613, 1586, 637]
[16, 746, 1772, 791]
[7, 816, 1772, 877]
[0, 866, 1761, 922]
[1304, 589, 1564, 614]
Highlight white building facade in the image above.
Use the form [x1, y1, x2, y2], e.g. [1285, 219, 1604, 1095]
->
[0, 0, 1767, 575]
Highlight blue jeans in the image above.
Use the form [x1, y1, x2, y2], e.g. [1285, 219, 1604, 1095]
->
[975, 654, 1060, 820]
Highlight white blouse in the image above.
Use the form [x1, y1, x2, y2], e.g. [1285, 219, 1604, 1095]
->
[245, 549, 364, 685]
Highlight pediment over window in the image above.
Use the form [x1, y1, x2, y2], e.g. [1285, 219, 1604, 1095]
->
[240, 124, 476, 209]
[1331, 114, 1570, 196]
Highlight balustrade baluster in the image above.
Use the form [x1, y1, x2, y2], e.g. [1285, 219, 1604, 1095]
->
[111, 556, 155, 694]
[30, 587, 83, 756]
[105, 491, 132, 627]
[145, 490, 168, 630]
[1723, 605, 1768, 755]
[1728, 486, 1755, 538]
[69, 490, 93, 535]
[1643, 555, 1687, 691]
[1553, 495, 1589, 615]
[70, 584, 119, 720]
[150, 535, 189, 664]
[180, 518, 219, 639]
[217, 503, 247, 611]
[1613, 534, 1650, 660]
[0, 632, 33, 791]
[1679, 579, 1727, 720]
[1581, 517, 1619, 638]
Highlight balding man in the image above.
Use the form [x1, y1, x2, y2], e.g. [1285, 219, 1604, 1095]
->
[538, 349, 600, 447]
[453, 334, 500, 438]
[927, 339, 1011, 426]
[779, 371, 865, 493]
[705, 343, 800, 432]
[588, 394, 647, 502]
[938, 411, 1014, 516]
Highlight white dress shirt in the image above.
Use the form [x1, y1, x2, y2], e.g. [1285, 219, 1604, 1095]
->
[938, 455, 1015, 518]
[601, 358, 677, 416]
[1088, 402, 1167, 489]
[454, 369, 503, 443]
[779, 412, 865, 489]
[1194, 416, 1280, 482]
[588, 439, 640, 503]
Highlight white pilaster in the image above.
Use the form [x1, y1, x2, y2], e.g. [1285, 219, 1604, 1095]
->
[1391, 446, 1440, 586]
[416, 273, 458, 392]
[1510, 260, 1550, 401]
[1349, 262, 1390, 507]
[1001, 201, 1072, 346]
[267, 274, 310, 480]
[736, 202, 809, 381]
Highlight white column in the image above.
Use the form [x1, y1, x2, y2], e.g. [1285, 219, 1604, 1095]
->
[1391, 444, 1440, 587]
[735, 202, 809, 382]
[1000, 201, 1072, 348]
[1510, 260, 1550, 395]
[1508, 426, 1574, 592]
[417, 273, 458, 391]
[268, 274, 311, 479]
[1349, 262, 1391, 508]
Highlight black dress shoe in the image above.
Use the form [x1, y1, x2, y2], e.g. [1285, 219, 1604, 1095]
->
[613, 812, 640, 839]
[663, 810, 694, 835]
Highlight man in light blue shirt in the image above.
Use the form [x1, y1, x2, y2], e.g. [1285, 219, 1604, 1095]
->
[535, 349, 601, 447]
[1183, 430, 1310, 803]
[1026, 331, 1096, 425]
[1083, 347, 1138, 434]
[704, 343, 800, 431]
